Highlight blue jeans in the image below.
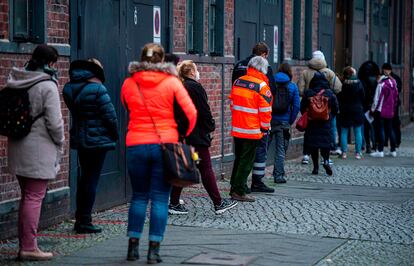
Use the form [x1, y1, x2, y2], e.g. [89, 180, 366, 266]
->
[340, 126, 362, 154]
[272, 122, 290, 180]
[331, 116, 338, 150]
[127, 144, 171, 242]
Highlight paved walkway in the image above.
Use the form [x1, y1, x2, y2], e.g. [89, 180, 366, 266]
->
[1, 124, 414, 265]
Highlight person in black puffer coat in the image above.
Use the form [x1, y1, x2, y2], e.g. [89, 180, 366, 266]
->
[301, 72, 338, 176]
[338, 67, 365, 159]
[63, 59, 118, 234]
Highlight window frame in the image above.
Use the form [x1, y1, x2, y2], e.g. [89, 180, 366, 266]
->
[304, 0, 312, 59]
[208, 0, 224, 56]
[9, 0, 46, 43]
[186, 0, 204, 54]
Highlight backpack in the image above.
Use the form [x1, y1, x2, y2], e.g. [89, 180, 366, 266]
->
[0, 79, 50, 140]
[272, 82, 290, 114]
[308, 89, 330, 121]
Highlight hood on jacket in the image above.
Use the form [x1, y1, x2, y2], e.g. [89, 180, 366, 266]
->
[128, 61, 178, 87]
[246, 67, 269, 84]
[308, 57, 327, 70]
[274, 72, 290, 83]
[69, 60, 105, 83]
[4, 67, 52, 90]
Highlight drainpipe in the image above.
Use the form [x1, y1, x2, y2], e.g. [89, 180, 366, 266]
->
[220, 63, 225, 180]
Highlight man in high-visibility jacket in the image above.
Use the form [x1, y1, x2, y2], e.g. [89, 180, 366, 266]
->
[229, 56, 272, 202]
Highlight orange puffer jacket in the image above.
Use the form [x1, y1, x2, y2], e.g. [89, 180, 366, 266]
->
[121, 62, 197, 146]
[230, 67, 272, 139]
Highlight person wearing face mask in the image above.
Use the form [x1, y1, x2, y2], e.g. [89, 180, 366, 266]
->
[169, 60, 238, 215]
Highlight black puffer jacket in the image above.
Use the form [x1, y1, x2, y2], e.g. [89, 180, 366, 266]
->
[175, 77, 215, 147]
[358, 61, 380, 111]
[300, 87, 338, 149]
[337, 77, 365, 127]
[63, 61, 118, 150]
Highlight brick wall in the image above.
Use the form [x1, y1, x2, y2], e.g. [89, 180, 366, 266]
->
[173, 0, 186, 53]
[0, 1, 7, 39]
[0, 0, 70, 239]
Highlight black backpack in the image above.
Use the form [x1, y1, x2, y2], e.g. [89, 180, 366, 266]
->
[272, 82, 290, 114]
[0, 79, 50, 140]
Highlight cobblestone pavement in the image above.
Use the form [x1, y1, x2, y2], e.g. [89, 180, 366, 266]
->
[1, 124, 414, 265]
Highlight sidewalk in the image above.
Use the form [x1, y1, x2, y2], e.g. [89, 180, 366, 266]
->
[1, 124, 414, 265]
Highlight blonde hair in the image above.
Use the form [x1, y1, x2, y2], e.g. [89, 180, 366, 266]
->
[140, 43, 165, 64]
[177, 60, 196, 81]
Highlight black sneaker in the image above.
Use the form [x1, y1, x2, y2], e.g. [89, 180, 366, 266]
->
[274, 177, 287, 184]
[251, 183, 275, 193]
[323, 163, 333, 176]
[214, 199, 238, 215]
[168, 204, 189, 215]
[74, 223, 102, 234]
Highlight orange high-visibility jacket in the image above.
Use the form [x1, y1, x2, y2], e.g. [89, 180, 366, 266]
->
[230, 68, 272, 139]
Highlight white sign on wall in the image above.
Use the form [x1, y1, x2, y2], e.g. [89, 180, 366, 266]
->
[273, 26, 278, 63]
[153, 6, 161, 44]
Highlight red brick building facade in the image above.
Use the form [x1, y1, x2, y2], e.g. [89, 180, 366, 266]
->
[0, 0, 413, 239]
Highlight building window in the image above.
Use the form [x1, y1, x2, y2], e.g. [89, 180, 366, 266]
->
[292, 0, 301, 59]
[208, 0, 224, 56]
[354, 0, 366, 23]
[11, 0, 45, 43]
[391, 0, 403, 64]
[304, 0, 312, 59]
[187, 0, 204, 54]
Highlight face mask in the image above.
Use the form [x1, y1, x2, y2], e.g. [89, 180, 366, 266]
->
[195, 71, 200, 81]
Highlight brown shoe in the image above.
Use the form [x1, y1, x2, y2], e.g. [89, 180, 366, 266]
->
[18, 248, 53, 261]
[230, 192, 255, 202]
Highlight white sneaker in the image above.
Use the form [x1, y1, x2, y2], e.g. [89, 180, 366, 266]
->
[320, 159, 334, 165]
[370, 151, 384, 158]
[390, 151, 397, 157]
[333, 148, 342, 155]
[302, 155, 309, 164]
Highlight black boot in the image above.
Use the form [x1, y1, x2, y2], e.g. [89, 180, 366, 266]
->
[323, 163, 333, 176]
[312, 168, 318, 175]
[74, 222, 102, 234]
[127, 238, 139, 261]
[147, 241, 162, 264]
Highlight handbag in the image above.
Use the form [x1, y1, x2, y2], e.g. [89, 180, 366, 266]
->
[295, 111, 308, 132]
[136, 83, 200, 187]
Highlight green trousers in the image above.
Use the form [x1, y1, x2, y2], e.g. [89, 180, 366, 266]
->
[230, 137, 260, 195]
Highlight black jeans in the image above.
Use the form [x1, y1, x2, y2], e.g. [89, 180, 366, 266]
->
[374, 113, 396, 152]
[76, 148, 107, 224]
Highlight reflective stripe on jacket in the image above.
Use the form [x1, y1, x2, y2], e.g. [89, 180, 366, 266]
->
[230, 68, 272, 139]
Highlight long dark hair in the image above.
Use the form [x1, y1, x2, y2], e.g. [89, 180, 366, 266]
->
[26, 44, 59, 71]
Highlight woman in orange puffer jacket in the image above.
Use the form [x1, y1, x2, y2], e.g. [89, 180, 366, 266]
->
[121, 43, 197, 263]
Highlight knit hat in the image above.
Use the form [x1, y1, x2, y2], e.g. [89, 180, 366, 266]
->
[312, 50, 325, 61]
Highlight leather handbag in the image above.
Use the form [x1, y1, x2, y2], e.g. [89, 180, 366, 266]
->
[136, 83, 200, 187]
[295, 111, 308, 132]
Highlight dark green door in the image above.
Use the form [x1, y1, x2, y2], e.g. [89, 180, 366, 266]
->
[370, 0, 389, 66]
[69, 0, 168, 212]
[235, 0, 282, 68]
[319, 0, 336, 69]
[351, 0, 368, 70]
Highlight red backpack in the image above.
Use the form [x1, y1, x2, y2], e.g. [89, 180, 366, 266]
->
[308, 89, 330, 121]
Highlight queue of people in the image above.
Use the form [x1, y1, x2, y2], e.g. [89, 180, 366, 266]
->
[1, 42, 402, 263]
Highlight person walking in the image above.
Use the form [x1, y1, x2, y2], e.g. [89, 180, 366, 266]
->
[232, 42, 276, 192]
[300, 72, 338, 175]
[271, 63, 300, 183]
[337, 67, 365, 160]
[63, 58, 118, 234]
[299, 51, 342, 162]
[358, 61, 381, 153]
[3, 44, 64, 261]
[121, 43, 197, 263]
[370, 73, 399, 158]
[382, 63, 402, 149]
[229, 56, 272, 202]
[168, 60, 238, 215]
